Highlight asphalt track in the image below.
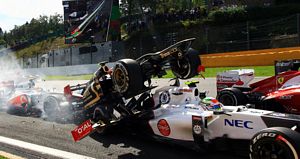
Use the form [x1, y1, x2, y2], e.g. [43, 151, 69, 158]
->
[0, 78, 264, 159]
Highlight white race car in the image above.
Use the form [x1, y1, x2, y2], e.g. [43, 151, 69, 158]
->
[72, 80, 300, 159]
[69, 38, 300, 159]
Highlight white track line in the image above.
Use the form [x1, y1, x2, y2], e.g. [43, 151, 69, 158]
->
[0, 136, 95, 159]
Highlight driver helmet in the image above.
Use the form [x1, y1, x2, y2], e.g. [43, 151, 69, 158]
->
[202, 97, 223, 111]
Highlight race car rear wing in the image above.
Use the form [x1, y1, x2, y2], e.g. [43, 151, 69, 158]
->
[216, 69, 254, 93]
[64, 84, 86, 98]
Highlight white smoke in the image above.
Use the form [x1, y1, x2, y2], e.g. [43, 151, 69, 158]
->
[0, 50, 26, 81]
[0, 49, 83, 123]
[0, 50, 46, 114]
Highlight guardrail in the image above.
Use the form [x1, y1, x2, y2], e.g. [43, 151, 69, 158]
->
[23, 63, 115, 76]
[201, 47, 300, 67]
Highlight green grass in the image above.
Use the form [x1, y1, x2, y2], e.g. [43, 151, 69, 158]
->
[0, 156, 8, 159]
[202, 66, 274, 77]
[44, 66, 274, 80]
[44, 74, 93, 80]
[162, 66, 274, 78]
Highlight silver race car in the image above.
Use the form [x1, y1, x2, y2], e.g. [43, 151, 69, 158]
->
[69, 39, 300, 159]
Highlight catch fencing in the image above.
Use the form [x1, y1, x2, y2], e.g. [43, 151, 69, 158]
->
[19, 41, 124, 69]
[125, 14, 300, 57]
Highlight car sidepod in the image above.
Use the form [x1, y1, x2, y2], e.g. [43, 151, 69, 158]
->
[148, 104, 213, 147]
[7, 94, 30, 114]
[207, 108, 270, 141]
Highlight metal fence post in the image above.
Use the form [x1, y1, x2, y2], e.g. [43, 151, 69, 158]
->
[247, 21, 250, 50]
[52, 50, 55, 67]
[47, 52, 49, 67]
[22, 55, 24, 68]
[70, 47, 72, 66]
[36, 53, 39, 68]
[205, 27, 209, 54]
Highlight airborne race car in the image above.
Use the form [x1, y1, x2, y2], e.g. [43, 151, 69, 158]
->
[217, 59, 300, 114]
[66, 39, 300, 158]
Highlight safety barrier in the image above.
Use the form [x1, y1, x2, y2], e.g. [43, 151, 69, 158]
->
[201, 47, 300, 67]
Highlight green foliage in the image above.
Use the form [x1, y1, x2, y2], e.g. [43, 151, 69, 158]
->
[0, 38, 5, 46]
[181, 20, 200, 28]
[207, 3, 300, 25]
[208, 6, 248, 24]
[15, 37, 68, 58]
[0, 155, 8, 159]
[247, 4, 300, 20]
[4, 14, 64, 47]
[275, 0, 300, 5]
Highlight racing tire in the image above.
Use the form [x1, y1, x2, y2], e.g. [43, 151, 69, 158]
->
[250, 127, 300, 159]
[170, 48, 201, 79]
[43, 96, 61, 121]
[217, 88, 247, 106]
[112, 59, 143, 98]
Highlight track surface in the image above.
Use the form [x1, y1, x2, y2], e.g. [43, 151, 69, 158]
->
[0, 78, 264, 159]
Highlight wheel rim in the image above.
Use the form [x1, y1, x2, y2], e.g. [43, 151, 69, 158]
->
[113, 64, 129, 93]
[256, 141, 292, 159]
[114, 68, 126, 88]
[219, 94, 236, 106]
[44, 97, 59, 115]
[172, 57, 191, 79]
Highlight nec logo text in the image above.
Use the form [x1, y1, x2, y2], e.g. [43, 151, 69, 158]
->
[224, 119, 253, 129]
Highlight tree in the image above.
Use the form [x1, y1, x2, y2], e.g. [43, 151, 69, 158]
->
[0, 27, 3, 36]
[4, 14, 64, 47]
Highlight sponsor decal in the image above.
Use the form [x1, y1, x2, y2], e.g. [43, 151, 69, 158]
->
[185, 105, 199, 110]
[192, 116, 202, 121]
[20, 95, 28, 104]
[252, 132, 277, 144]
[179, 88, 193, 93]
[159, 91, 170, 104]
[71, 120, 94, 142]
[192, 116, 204, 143]
[279, 95, 293, 100]
[157, 119, 171, 136]
[277, 77, 285, 85]
[160, 48, 178, 58]
[224, 119, 253, 129]
[193, 125, 201, 134]
[266, 113, 287, 117]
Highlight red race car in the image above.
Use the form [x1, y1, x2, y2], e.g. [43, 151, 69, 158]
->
[217, 59, 300, 114]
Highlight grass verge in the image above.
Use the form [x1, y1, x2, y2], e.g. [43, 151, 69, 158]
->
[163, 65, 273, 78]
[44, 66, 274, 80]
[44, 74, 93, 80]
